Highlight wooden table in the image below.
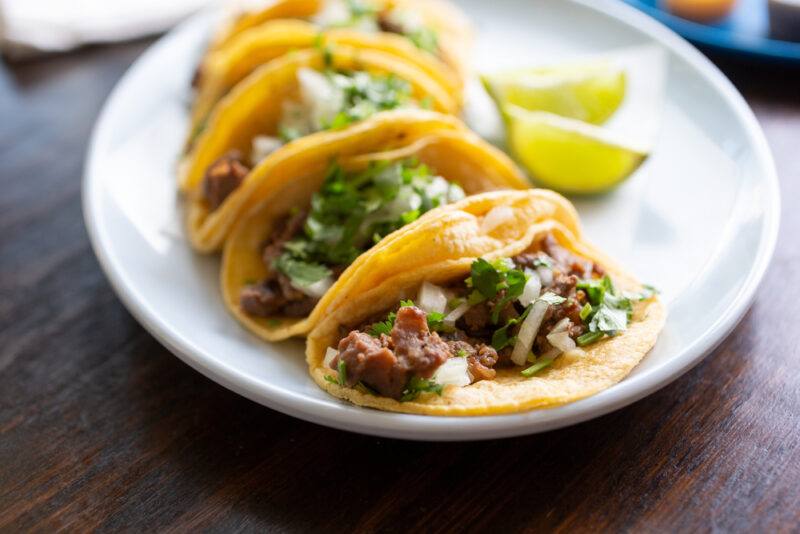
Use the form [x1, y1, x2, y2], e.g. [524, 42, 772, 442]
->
[1, 40, 798, 532]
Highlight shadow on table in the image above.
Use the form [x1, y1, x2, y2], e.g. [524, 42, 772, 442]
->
[113, 304, 761, 532]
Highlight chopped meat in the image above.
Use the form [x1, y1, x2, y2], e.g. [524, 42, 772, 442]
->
[239, 277, 318, 319]
[550, 273, 579, 299]
[462, 301, 491, 333]
[512, 251, 553, 270]
[335, 307, 451, 399]
[377, 11, 405, 34]
[391, 306, 451, 379]
[202, 150, 250, 210]
[261, 210, 308, 269]
[460, 292, 519, 336]
[446, 340, 499, 382]
[541, 234, 604, 278]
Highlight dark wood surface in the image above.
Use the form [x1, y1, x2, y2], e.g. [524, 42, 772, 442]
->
[1, 40, 799, 533]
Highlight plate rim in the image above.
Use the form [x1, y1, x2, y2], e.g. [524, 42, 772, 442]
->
[82, 0, 780, 441]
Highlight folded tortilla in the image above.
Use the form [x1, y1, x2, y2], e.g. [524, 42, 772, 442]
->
[221, 129, 531, 342]
[206, 0, 472, 79]
[189, 19, 463, 144]
[180, 42, 465, 253]
[306, 190, 666, 415]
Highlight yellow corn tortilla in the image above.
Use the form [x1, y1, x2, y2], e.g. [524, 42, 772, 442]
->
[207, 0, 472, 80]
[306, 190, 666, 416]
[190, 20, 462, 143]
[180, 42, 465, 252]
[220, 130, 533, 342]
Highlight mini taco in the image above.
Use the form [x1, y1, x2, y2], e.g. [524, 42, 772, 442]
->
[221, 129, 531, 342]
[189, 19, 463, 143]
[206, 0, 471, 79]
[306, 190, 665, 415]
[180, 39, 464, 252]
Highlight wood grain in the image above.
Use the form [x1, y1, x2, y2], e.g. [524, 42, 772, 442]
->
[1, 43, 799, 533]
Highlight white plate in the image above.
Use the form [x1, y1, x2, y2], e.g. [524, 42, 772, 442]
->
[83, 0, 779, 440]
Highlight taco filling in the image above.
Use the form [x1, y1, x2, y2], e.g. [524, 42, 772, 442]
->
[323, 233, 657, 400]
[312, 0, 440, 55]
[240, 159, 465, 319]
[201, 66, 416, 210]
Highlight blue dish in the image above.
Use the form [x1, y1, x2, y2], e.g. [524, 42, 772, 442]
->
[625, 0, 800, 62]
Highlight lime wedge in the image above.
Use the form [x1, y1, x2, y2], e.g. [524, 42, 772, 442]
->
[505, 104, 649, 194]
[482, 62, 626, 125]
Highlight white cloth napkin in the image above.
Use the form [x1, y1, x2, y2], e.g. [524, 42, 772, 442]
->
[0, 0, 219, 58]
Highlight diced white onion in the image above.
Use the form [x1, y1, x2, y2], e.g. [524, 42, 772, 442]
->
[480, 206, 514, 233]
[425, 176, 450, 199]
[297, 67, 344, 130]
[443, 302, 470, 328]
[433, 357, 471, 387]
[536, 266, 554, 287]
[297, 276, 333, 298]
[447, 183, 466, 202]
[418, 282, 448, 314]
[547, 330, 576, 353]
[519, 272, 542, 306]
[511, 299, 549, 366]
[323, 347, 338, 369]
[550, 318, 572, 335]
[251, 135, 283, 164]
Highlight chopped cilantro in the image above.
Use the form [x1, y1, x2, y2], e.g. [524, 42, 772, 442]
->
[324, 375, 338, 384]
[275, 160, 463, 292]
[521, 358, 554, 377]
[407, 26, 439, 54]
[400, 376, 443, 402]
[579, 302, 593, 321]
[274, 256, 331, 289]
[337, 359, 347, 387]
[577, 331, 604, 346]
[589, 304, 628, 335]
[490, 268, 527, 324]
[491, 305, 531, 351]
[455, 349, 468, 358]
[469, 258, 501, 299]
[427, 311, 447, 332]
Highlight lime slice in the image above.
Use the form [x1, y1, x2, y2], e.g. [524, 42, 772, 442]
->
[505, 104, 649, 194]
[482, 62, 626, 125]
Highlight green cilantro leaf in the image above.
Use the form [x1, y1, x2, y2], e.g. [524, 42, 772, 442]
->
[577, 331, 604, 346]
[400, 376, 443, 402]
[521, 358, 554, 377]
[490, 268, 527, 324]
[470, 258, 501, 299]
[275, 255, 331, 288]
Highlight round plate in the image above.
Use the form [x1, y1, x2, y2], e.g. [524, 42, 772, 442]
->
[625, 0, 800, 63]
[83, 0, 779, 440]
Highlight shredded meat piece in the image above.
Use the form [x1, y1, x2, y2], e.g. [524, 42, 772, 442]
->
[239, 279, 318, 318]
[238, 209, 319, 318]
[202, 150, 249, 210]
[335, 307, 452, 399]
[377, 11, 405, 34]
[261, 210, 308, 269]
[541, 234, 604, 278]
